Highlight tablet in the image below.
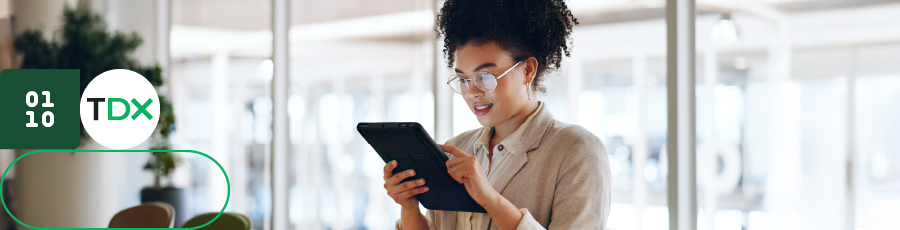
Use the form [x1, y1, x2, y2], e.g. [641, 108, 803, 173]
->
[357, 122, 486, 213]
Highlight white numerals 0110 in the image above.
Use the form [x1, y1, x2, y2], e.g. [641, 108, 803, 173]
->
[25, 91, 54, 127]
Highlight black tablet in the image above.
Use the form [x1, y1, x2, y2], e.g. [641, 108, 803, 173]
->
[357, 122, 486, 213]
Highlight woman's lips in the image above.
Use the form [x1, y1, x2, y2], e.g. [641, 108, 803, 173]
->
[473, 103, 493, 116]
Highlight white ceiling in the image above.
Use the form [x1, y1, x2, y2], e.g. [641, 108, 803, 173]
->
[170, 0, 899, 31]
[171, 0, 430, 30]
[168, 0, 900, 81]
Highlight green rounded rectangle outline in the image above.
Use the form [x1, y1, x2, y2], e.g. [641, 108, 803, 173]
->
[1, 150, 230, 230]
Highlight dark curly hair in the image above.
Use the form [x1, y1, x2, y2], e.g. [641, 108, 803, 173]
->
[437, 0, 578, 93]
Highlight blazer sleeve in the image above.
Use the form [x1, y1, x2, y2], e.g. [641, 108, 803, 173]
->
[394, 209, 437, 230]
[546, 136, 612, 229]
[515, 208, 547, 230]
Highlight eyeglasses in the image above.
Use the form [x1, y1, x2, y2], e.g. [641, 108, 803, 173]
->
[447, 61, 522, 95]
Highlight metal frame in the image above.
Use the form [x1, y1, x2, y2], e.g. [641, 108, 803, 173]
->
[271, 0, 290, 229]
[667, 0, 697, 230]
[446, 61, 523, 94]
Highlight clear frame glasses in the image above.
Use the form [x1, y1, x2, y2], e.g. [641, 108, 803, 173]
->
[447, 61, 522, 94]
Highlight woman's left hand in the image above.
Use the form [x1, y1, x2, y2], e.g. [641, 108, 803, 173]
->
[439, 144, 498, 206]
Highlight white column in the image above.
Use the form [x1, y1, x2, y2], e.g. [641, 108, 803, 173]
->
[209, 52, 230, 212]
[412, 65, 425, 124]
[433, 0, 453, 144]
[757, 17, 802, 230]
[767, 22, 791, 83]
[567, 55, 583, 123]
[106, 0, 156, 65]
[418, 40, 436, 136]
[631, 52, 648, 230]
[365, 71, 390, 229]
[666, 0, 697, 230]
[290, 84, 309, 228]
[271, 0, 290, 229]
[330, 74, 346, 230]
[371, 71, 385, 122]
[156, 0, 169, 76]
[846, 48, 858, 230]
[229, 59, 249, 216]
[16, 150, 121, 228]
[701, 45, 718, 230]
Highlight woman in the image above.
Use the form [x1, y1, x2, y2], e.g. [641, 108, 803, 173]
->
[383, 0, 611, 229]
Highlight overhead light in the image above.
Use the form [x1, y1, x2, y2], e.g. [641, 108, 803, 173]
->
[711, 13, 739, 44]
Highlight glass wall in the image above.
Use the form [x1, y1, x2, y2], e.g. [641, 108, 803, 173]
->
[162, 0, 900, 230]
[287, 0, 435, 229]
[695, 1, 900, 229]
[169, 0, 273, 228]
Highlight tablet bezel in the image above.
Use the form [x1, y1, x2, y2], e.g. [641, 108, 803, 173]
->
[357, 122, 486, 213]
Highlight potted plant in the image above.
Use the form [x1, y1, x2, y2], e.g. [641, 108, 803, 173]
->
[14, 4, 173, 142]
[140, 151, 187, 226]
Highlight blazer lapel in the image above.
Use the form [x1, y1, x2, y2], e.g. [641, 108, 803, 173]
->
[521, 103, 553, 154]
[488, 148, 528, 193]
[488, 103, 555, 194]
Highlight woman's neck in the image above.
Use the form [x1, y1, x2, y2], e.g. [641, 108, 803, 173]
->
[489, 101, 540, 147]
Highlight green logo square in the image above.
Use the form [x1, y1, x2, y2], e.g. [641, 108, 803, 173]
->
[0, 69, 80, 149]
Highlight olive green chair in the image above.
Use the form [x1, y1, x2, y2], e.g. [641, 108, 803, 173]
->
[108, 202, 175, 228]
[181, 212, 251, 230]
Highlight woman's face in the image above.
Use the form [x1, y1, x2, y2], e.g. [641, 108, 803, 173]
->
[454, 41, 536, 128]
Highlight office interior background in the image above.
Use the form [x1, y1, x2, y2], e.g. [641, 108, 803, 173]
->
[0, 0, 899, 229]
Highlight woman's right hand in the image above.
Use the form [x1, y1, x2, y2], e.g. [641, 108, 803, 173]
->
[383, 160, 429, 208]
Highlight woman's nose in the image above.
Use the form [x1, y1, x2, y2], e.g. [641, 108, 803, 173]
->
[464, 82, 484, 99]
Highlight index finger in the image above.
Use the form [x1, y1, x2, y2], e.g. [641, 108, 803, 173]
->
[383, 160, 398, 179]
[439, 144, 470, 158]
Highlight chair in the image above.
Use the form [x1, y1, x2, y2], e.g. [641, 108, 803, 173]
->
[181, 212, 251, 230]
[108, 201, 175, 228]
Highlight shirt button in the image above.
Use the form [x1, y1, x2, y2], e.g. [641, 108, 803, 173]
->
[498, 145, 505, 151]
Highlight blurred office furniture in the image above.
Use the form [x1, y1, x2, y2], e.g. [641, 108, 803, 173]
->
[181, 212, 251, 230]
[107, 201, 175, 228]
[141, 186, 188, 227]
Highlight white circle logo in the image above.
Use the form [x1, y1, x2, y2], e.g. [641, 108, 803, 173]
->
[80, 69, 160, 149]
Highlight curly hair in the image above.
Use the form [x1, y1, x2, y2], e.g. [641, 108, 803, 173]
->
[437, 0, 578, 93]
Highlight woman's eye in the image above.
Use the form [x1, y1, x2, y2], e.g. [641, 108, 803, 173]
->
[478, 73, 494, 80]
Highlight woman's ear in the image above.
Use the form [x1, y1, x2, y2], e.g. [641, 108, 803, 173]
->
[524, 57, 539, 84]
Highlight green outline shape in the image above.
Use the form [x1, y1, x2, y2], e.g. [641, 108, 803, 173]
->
[1, 150, 230, 230]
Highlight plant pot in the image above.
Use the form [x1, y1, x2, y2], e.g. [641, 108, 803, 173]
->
[141, 187, 188, 227]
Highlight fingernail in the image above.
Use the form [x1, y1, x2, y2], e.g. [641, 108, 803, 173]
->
[419, 179, 425, 184]
[423, 187, 429, 192]
[408, 170, 415, 175]
[391, 160, 397, 165]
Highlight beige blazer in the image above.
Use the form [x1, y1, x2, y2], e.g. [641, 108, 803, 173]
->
[427, 106, 612, 230]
